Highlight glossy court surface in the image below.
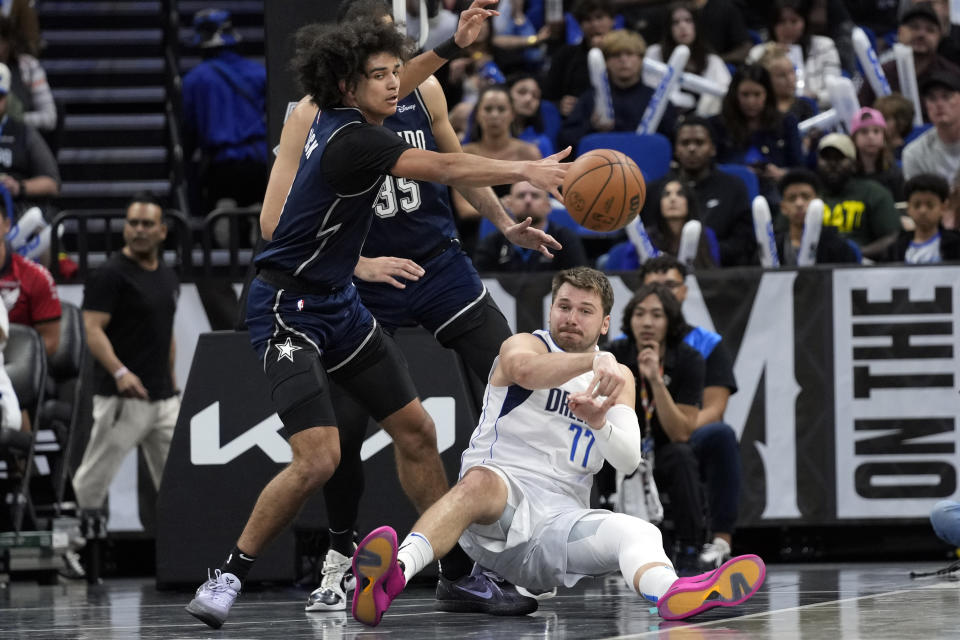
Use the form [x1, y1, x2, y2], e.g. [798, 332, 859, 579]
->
[1, 562, 957, 639]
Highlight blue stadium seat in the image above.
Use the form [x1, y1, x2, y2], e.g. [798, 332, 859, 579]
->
[717, 163, 760, 202]
[576, 132, 673, 183]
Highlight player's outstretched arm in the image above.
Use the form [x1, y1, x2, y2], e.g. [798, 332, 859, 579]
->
[492, 335, 623, 393]
[391, 146, 571, 202]
[420, 76, 562, 257]
[260, 96, 318, 240]
[399, 0, 499, 98]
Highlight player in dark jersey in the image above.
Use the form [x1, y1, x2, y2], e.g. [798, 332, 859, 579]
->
[186, 12, 570, 630]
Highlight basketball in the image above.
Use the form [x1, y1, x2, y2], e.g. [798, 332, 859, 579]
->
[562, 149, 646, 233]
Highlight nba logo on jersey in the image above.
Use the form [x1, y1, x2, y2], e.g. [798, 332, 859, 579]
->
[297, 299, 304, 311]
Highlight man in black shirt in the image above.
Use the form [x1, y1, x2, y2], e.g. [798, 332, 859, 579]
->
[72, 192, 180, 515]
[607, 282, 706, 574]
[641, 117, 757, 266]
[542, 0, 615, 118]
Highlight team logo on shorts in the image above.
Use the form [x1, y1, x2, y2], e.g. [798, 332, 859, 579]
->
[274, 337, 302, 363]
[297, 298, 304, 311]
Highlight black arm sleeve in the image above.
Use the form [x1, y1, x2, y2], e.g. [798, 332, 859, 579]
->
[321, 123, 411, 194]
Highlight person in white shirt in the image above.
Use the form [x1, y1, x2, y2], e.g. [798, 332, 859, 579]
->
[348, 267, 766, 627]
[643, 1, 731, 117]
[0, 302, 21, 432]
[902, 71, 960, 188]
[745, 0, 841, 109]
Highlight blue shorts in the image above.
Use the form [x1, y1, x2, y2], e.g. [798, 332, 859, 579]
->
[355, 244, 485, 341]
[246, 277, 375, 371]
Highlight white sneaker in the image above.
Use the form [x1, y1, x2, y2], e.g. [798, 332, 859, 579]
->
[699, 537, 732, 570]
[186, 569, 241, 629]
[305, 548, 355, 611]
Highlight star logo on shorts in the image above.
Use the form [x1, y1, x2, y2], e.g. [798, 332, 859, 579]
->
[274, 337, 302, 363]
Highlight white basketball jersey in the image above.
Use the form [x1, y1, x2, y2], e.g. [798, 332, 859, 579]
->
[459, 330, 603, 506]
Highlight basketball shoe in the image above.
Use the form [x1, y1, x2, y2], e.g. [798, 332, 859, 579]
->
[306, 548, 356, 611]
[656, 554, 765, 620]
[435, 563, 538, 615]
[351, 526, 406, 627]
[185, 569, 241, 629]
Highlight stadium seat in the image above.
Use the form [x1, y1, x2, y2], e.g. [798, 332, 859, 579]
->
[577, 132, 673, 183]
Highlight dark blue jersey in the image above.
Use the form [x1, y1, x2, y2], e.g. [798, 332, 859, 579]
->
[255, 107, 410, 287]
[363, 89, 459, 260]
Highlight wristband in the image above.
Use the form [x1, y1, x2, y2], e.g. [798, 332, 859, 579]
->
[113, 366, 129, 380]
[433, 36, 466, 60]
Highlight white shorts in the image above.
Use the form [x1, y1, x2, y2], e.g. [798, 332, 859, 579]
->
[458, 462, 610, 592]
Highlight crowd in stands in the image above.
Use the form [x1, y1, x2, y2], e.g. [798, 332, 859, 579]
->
[3, 0, 960, 584]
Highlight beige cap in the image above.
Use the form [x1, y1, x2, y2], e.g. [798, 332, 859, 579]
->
[817, 132, 856, 160]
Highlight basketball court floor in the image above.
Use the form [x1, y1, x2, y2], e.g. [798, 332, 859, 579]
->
[0, 561, 957, 638]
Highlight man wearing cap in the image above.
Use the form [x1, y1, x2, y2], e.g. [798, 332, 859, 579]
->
[815, 132, 902, 260]
[182, 8, 267, 216]
[859, 3, 960, 121]
[902, 71, 960, 187]
[0, 60, 59, 217]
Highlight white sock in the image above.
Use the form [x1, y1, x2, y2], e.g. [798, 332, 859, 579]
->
[637, 565, 679, 603]
[397, 532, 434, 583]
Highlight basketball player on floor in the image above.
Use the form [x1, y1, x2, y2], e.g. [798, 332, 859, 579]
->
[269, 11, 562, 618]
[350, 268, 766, 627]
[185, 16, 572, 629]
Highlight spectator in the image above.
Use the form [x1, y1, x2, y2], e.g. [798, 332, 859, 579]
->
[640, 256, 741, 571]
[775, 168, 860, 264]
[646, 179, 719, 268]
[445, 12, 502, 116]
[851, 107, 904, 201]
[874, 92, 917, 157]
[928, 0, 960, 64]
[691, 0, 753, 65]
[902, 71, 960, 188]
[560, 30, 678, 150]
[182, 9, 267, 216]
[453, 85, 541, 255]
[607, 283, 707, 573]
[858, 3, 960, 120]
[542, 0, 616, 118]
[815, 133, 901, 260]
[488, 0, 553, 75]
[0, 302, 21, 432]
[72, 193, 181, 513]
[0, 206, 59, 358]
[0, 61, 59, 218]
[758, 44, 816, 123]
[508, 72, 561, 156]
[3, 0, 40, 57]
[642, 116, 756, 266]
[746, 0, 841, 109]
[885, 172, 960, 262]
[711, 64, 803, 205]
[474, 180, 588, 271]
[0, 16, 55, 133]
[643, 2, 730, 118]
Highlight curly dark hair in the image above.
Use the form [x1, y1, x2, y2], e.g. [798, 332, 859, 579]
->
[293, 20, 411, 110]
[620, 283, 690, 348]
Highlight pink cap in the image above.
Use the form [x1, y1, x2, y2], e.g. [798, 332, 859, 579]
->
[851, 107, 887, 135]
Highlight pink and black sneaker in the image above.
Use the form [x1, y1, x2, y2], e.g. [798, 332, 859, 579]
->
[351, 526, 407, 627]
[656, 554, 765, 620]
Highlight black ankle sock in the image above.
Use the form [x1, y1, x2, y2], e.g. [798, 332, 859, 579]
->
[221, 545, 256, 582]
[328, 528, 355, 557]
[439, 543, 473, 580]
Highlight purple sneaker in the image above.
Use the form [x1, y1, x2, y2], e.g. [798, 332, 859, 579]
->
[351, 526, 406, 627]
[656, 554, 765, 620]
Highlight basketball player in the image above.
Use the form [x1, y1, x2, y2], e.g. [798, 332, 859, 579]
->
[267, 5, 562, 618]
[350, 268, 767, 627]
[185, 18, 570, 629]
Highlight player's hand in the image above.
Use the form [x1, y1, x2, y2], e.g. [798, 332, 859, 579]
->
[636, 343, 661, 383]
[502, 216, 562, 258]
[116, 370, 149, 399]
[453, 0, 500, 48]
[354, 256, 424, 289]
[589, 352, 624, 399]
[567, 390, 617, 430]
[525, 147, 571, 203]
